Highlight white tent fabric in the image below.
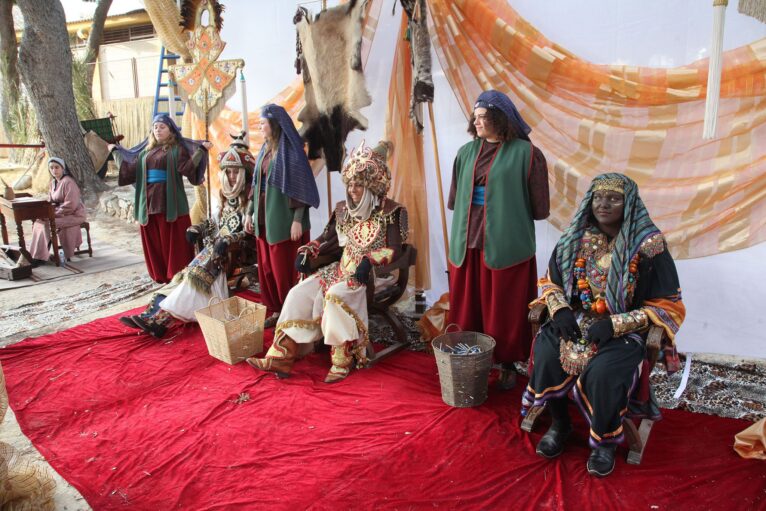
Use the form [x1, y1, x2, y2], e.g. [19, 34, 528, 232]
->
[216, 1, 764, 359]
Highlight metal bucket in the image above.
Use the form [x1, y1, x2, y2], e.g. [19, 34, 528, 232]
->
[433, 330, 496, 407]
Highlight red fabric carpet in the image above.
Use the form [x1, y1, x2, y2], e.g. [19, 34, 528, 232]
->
[1, 299, 764, 510]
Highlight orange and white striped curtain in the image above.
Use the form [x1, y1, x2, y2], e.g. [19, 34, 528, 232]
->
[385, 14, 431, 289]
[428, 0, 766, 258]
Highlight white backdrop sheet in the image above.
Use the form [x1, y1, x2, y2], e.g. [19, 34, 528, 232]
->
[210, 1, 764, 358]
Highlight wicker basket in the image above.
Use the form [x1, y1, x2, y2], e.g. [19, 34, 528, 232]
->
[194, 296, 267, 365]
[433, 330, 496, 407]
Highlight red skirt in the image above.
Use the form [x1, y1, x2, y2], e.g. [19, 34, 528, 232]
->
[256, 232, 309, 313]
[139, 213, 195, 284]
[448, 248, 537, 363]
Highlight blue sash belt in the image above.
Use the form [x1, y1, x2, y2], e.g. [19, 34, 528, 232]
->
[147, 169, 167, 184]
[471, 186, 486, 206]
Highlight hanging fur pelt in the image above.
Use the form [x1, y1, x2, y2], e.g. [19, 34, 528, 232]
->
[295, 0, 372, 173]
[738, 0, 766, 23]
[400, 0, 434, 133]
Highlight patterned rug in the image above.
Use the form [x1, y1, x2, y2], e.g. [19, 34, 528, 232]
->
[0, 275, 157, 343]
[651, 358, 766, 422]
[369, 312, 766, 423]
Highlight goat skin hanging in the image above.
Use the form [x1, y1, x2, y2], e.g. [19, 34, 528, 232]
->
[294, 0, 372, 172]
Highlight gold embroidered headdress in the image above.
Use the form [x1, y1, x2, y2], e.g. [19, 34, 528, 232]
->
[592, 176, 625, 194]
[341, 140, 393, 198]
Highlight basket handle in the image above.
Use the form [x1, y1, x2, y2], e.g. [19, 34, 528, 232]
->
[237, 306, 256, 320]
[444, 323, 461, 334]
[208, 296, 224, 307]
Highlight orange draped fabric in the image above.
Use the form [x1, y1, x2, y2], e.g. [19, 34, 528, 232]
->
[428, 0, 766, 258]
[385, 14, 431, 289]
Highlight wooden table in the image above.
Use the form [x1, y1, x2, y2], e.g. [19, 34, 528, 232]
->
[0, 193, 60, 266]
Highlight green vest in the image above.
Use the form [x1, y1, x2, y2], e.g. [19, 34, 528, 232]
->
[134, 145, 188, 225]
[449, 138, 535, 269]
[252, 151, 311, 244]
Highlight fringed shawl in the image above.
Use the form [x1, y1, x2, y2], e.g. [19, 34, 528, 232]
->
[554, 173, 662, 314]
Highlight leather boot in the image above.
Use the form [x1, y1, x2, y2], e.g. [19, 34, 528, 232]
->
[536, 398, 573, 458]
[246, 334, 297, 378]
[133, 309, 173, 339]
[587, 444, 617, 477]
[119, 293, 166, 329]
[324, 342, 354, 384]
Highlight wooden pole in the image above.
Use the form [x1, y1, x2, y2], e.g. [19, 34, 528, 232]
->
[322, 0, 330, 216]
[204, 94, 211, 219]
[427, 102, 449, 264]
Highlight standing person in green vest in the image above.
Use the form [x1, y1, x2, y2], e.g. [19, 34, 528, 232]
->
[110, 114, 212, 284]
[447, 90, 550, 390]
[245, 104, 320, 328]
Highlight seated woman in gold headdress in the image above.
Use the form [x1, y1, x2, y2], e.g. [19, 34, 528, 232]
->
[246, 141, 408, 383]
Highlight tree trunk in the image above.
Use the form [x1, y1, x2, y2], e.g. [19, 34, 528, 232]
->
[16, 0, 106, 203]
[83, 0, 112, 97]
[0, 0, 20, 143]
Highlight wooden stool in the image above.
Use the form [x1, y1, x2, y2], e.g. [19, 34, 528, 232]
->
[74, 221, 93, 257]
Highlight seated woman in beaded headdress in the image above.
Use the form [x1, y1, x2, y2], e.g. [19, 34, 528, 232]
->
[246, 141, 408, 384]
[521, 173, 686, 478]
[119, 133, 256, 338]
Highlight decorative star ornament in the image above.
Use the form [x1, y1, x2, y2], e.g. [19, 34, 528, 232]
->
[170, 0, 243, 120]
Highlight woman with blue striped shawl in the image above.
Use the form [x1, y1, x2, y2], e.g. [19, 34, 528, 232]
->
[522, 173, 686, 478]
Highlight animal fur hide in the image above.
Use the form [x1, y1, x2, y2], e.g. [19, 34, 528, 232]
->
[738, 0, 766, 23]
[295, 0, 372, 173]
[400, 0, 434, 132]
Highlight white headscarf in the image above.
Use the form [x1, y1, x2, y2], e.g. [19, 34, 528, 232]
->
[338, 187, 378, 247]
[219, 167, 245, 200]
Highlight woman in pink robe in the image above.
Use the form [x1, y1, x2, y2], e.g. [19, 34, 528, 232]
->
[29, 157, 87, 264]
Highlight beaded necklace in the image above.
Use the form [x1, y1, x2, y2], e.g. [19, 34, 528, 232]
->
[574, 229, 639, 314]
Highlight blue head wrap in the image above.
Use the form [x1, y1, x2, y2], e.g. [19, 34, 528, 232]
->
[259, 104, 320, 208]
[151, 113, 182, 137]
[474, 90, 532, 141]
[113, 114, 209, 185]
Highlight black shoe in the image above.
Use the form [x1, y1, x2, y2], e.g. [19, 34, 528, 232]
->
[31, 258, 48, 268]
[263, 312, 279, 329]
[496, 365, 517, 391]
[119, 315, 142, 329]
[536, 423, 572, 458]
[587, 444, 617, 477]
[133, 315, 168, 338]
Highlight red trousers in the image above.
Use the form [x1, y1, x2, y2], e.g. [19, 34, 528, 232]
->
[448, 248, 537, 363]
[139, 213, 195, 284]
[256, 232, 309, 313]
